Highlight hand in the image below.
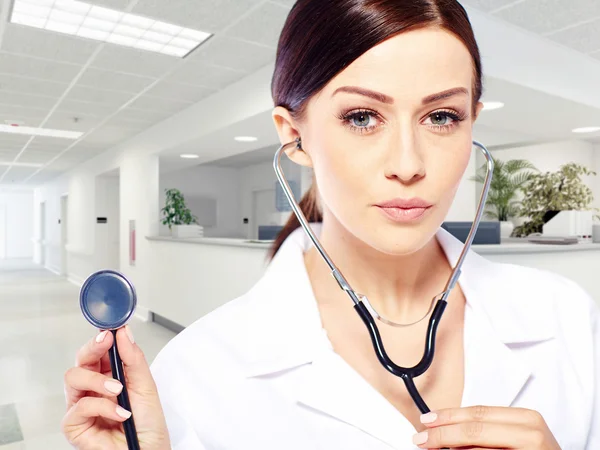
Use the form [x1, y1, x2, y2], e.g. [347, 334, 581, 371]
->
[413, 405, 561, 449]
[61, 326, 171, 450]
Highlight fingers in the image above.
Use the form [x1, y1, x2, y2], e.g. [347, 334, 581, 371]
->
[413, 422, 531, 449]
[421, 405, 545, 429]
[62, 397, 132, 434]
[75, 329, 115, 370]
[113, 326, 157, 394]
[64, 366, 123, 409]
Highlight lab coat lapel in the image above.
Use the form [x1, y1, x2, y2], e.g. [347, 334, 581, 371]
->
[294, 346, 416, 449]
[435, 228, 553, 408]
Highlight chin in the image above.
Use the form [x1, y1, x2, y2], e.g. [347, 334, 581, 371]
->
[361, 223, 438, 257]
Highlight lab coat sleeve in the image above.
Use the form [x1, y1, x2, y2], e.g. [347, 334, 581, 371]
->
[150, 352, 208, 450]
[586, 295, 600, 449]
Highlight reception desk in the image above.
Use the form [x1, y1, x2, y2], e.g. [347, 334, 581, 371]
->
[146, 236, 600, 328]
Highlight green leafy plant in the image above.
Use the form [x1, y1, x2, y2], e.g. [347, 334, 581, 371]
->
[512, 163, 599, 237]
[161, 188, 197, 229]
[470, 158, 538, 221]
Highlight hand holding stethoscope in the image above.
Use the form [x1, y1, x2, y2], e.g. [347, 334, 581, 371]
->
[61, 271, 170, 450]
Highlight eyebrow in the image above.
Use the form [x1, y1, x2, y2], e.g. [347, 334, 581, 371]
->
[331, 86, 469, 105]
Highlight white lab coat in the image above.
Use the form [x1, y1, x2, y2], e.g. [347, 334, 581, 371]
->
[150, 225, 600, 449]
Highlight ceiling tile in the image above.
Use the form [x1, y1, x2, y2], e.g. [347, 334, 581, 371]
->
[113, 107, 172, 124]
[0, 73, 68, 99]
[0, 52, 81, 84]
[83, 125, 143, 146]
[458, 0, 520, 12]
[0, 91, 57, 109]
[65, 86, 137, 107]
[225, 2, 289, 47]
[167, 60, 247, 89]
[77, 68, 156, 94]
[128, 95, 192, 113]
[494, 0, 600, 35]
[0, 104, 49, 122]
[188, 36, 275, 72]
[269, 0, 296, 6]
[43, 114, 101, 133]
[548, 18, 600, 53]
[57, 99, 119, 117]
[90, 0, 131, 8]
[18, 151, 60, 164]
[144, 81, 215, 103]
[1, 24, 98, 65]
[26, 170, 62, 184]
[2, 166, 38, 182]
[92, 44, 178, 78]
[133, 0, 259, 32]
[0, 135, 30, 146]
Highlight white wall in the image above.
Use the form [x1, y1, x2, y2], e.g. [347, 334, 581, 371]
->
[0, 191, 34, 259]
[159, 165, 241, 238]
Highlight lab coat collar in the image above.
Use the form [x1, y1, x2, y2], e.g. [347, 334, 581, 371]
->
[240, 223, 555, 447]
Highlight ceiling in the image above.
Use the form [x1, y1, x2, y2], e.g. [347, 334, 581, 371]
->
[0, 0, 292, 185]
[0, 0, 599, 186]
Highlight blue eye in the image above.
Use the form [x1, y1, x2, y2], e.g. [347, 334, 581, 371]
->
[352, 112, 372, 127]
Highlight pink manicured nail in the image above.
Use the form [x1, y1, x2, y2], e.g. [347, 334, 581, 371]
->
[412, 431, 428, 445]
[125, 325, 135, 344]
[420, 412, 437, 424]
[104, 380, 123, 394]
[95, 330, 108, 343]
[116, 405, 132, 419]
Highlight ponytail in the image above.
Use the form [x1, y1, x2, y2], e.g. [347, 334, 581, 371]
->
[269, 183, 322, 259]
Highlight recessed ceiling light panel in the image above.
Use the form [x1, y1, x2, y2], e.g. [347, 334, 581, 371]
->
[482, 101, 504, 111]
[10, 0, 212, 58]
[0, 124, 83, 139]
[180, 154, 199, 159]
[234, 136, 258, 142]
[572, 126, 600, 134]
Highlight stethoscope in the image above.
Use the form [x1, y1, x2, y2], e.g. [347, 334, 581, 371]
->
[80, 270, 141, 450]
[274, 138, 494, 414]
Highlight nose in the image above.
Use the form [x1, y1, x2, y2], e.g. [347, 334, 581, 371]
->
[383, 127, 426, 183]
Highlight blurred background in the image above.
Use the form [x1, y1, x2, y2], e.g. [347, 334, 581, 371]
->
[0, 0, 599, 448]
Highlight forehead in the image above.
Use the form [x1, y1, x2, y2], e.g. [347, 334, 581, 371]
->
[321, 27, 474, 103]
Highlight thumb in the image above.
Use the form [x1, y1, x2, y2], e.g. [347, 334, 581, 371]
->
[114, 325, 156, 393]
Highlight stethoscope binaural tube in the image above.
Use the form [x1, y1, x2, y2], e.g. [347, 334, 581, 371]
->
[80, 270, 141, 450]
[274, 139, 494, 414]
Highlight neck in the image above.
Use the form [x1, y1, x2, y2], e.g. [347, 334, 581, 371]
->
[304, 215, 450, 323]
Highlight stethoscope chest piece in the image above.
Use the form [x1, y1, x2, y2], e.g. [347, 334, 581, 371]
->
[80, 270, 137, 330]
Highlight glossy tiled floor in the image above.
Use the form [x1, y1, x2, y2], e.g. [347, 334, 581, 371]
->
[0, 260, 177, 449]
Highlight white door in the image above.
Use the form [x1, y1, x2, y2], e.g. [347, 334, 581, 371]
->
[251, 189, 275, 240]
[40, 202, 46, 266]
[0, 204, 6, 259]
[60, 196, 68, 275]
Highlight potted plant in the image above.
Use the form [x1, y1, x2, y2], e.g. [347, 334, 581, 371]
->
[512, 163, 598, 237]
[161, 188, 202, 238]
[471, 158, 538, 239]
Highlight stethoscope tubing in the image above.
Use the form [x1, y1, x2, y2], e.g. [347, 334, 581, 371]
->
[273, 139, 494, 414]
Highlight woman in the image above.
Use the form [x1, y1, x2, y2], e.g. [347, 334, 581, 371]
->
[61, 0, 599, 448]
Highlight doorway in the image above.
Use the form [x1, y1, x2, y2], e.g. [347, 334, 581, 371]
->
[39, 201, 46, 266]
[0, 204, 6, 259]
[60, 195, 68, 276]
[95, 170, 120, 270]
[251, 189, 275, 240]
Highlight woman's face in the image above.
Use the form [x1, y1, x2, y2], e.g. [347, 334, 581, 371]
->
[276, 27, 483, 255]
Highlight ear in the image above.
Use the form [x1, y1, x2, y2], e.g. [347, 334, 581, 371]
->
[272, 106, 313, 168]
[472, 101, 484, 123]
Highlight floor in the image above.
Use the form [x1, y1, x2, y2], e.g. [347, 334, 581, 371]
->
[0, 259, 177, 449]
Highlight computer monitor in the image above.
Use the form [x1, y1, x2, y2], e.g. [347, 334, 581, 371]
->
[441, 221, 500, 245]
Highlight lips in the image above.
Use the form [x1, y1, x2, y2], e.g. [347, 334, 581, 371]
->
[375, 198, 433, 223]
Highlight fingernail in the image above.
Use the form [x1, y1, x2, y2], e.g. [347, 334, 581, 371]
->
[116, 406, 132, 419]
[125, 325, 134, 344]
[96, 330, 108, 343]
[104, 380, 123, 394]
[412, 431, 428, 446]
[420, 412, 438, 424]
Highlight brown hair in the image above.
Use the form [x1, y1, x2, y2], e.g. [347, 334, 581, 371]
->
[269, 0, 483, 257]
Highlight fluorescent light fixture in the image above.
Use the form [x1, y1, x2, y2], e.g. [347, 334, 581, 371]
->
[0, 124, 83, 139]
[0, 162, 44, 167]
[180, 154, 199, 159]
[10, 0, 212, 58]
[572, 126, 600, 133]
[234, 136, 258, 142]
[482, 101, 504, 111]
